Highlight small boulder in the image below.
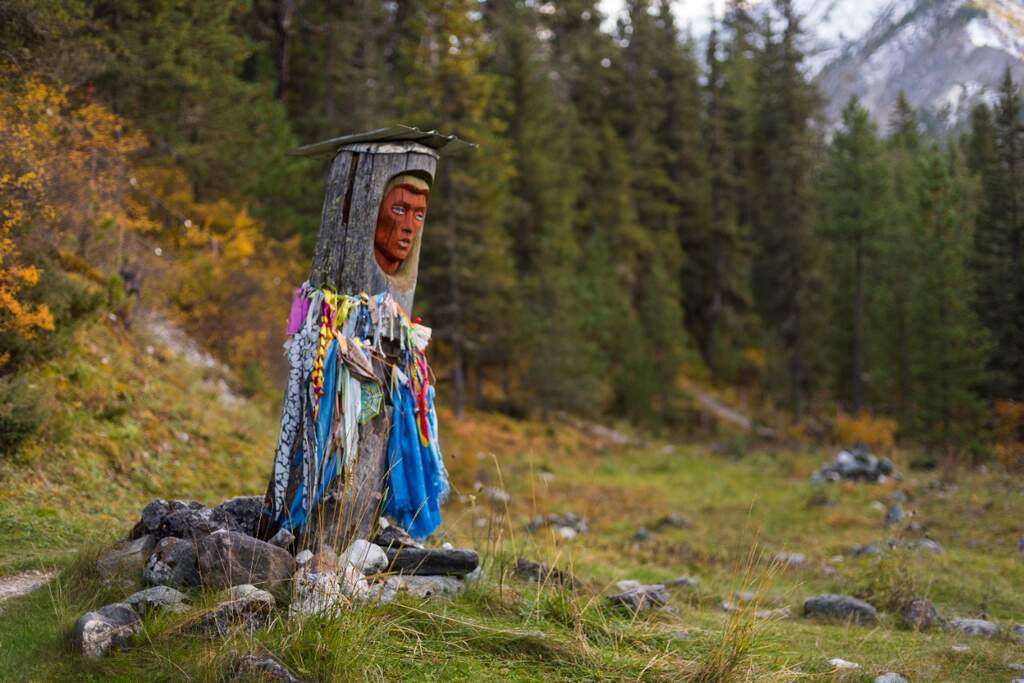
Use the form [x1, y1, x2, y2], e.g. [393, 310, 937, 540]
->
[124, 585, 189, 614]
[514, 558, 580, 589]
[910, 539, 944, 554]
[384, 546, 479, 577]
[96, 534, 156, 582]
[874, 674, 909, 683]
[290, 570, 346, 617]
[608, 583, 669, 612]
[74, 603, 141, 657]
[143, 537, 199, 587]
[233, 654, 305, 683]
[901, 598, 944, 631]
[384, 575, 465, 600]
[802, 594, 877, 625]
[947, 617, 999, 638]
[197, 530, 295, 603]
[189, 584, 275, 636]
[268, 528, 296, 549]
[828, 658, 859, 670]
[339, 540, 388, 576]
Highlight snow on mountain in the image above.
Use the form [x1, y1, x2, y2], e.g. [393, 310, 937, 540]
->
[812, 0, 1024, 129]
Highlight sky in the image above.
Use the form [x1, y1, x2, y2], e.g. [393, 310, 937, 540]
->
[598, 0, 728, 36]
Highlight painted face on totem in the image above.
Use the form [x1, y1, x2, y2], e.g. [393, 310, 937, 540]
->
[374, 183, 429, 275]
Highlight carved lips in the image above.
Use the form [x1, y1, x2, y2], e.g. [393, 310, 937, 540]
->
[374, 185, 428, 275]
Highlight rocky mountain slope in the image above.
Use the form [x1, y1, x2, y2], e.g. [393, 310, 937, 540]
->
[811, 0, 1024, 129]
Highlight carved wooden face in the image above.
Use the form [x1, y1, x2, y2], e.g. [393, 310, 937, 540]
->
[374, 184, 428, 275]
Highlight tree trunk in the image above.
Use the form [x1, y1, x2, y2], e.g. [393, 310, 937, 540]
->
[852, 233, 864, 414]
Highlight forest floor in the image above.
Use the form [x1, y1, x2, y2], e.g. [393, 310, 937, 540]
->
[0, 316, 1022, 681]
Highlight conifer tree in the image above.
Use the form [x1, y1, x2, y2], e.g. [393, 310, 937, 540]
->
[821, 97, 887, 413]
[974, 68, 1024, 400]
[391, 0, 518, 417]
[909, 147, 990, 453]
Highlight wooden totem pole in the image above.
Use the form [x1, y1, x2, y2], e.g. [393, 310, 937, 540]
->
[264, 127, 469, 551]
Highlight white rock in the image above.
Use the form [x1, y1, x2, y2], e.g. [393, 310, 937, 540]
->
[615, 580, 642, 593]
[74, 603, 141, 657]
[340, 565, 370, 599]
[464, 566, 483, 583]
[951, 644, 970, 653]
[339, 539, 388, 576]
[874, 674, 908, 683]
[289, 570, 344, 617]
[555, 526, 577, 541]
[295, 550, 314, 567]
[226, 583, 276, 606]
[829, 658, 859, 670]
[441, 542, 454, 550]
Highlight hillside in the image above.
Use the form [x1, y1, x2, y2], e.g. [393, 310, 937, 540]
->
[0, 315, 1023, 681]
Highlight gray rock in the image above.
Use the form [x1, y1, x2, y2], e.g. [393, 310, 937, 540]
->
[734, 591, 757, 603]
[1008, 662, 1024, 672]
[234, 655, 305, 683]
[665, 575, 700, 588]
[608, 583, 670, 612]
[849, 542, 887, 557]
[901, 598, 944, 631]
[373, 524, 421, 551]
[888, 490, 910, 504]
[884, 504, 905, 527]
[74, 603, 141, 657]
[124, 585, 189, 614]
[214, 495, 265, 537]
[482, 486, 511, 505]
[653, 513, 692, 530]
[774, 552, 807, 566]
[514, 558, 580, 589]
[910, 538, 944, 554]
[96, 534, 156, 580]
[189, 584, 275, 636]
[339, 539, 388, 575]
[143, 537, 199, 587]
[131, 499, 205, 540]
[197, 530, 295, 603]
[268, 528, 295, 549]
[633, 527, 652, 542]
[384, 575, 465, 599]
[527, 512, 589, 535]
[1013, 624, 1024, 641]
[947, 617, 999, 637]
[812, 446, 898, 483]
[383, 546, 479, 576]
[802, 594, 878, 624]
[874, 673, 909, 683]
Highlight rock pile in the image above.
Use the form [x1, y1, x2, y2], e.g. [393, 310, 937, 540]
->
[810, 446, 898, 483]
[78, 497, 480, 658]
[526, 512, 590, 540]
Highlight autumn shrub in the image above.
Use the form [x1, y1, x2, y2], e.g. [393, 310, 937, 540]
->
[993, 401, 1024, 470]
[834, 412, 897, 451]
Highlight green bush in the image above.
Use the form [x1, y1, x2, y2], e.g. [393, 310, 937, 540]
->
[0, 376, 43, 454]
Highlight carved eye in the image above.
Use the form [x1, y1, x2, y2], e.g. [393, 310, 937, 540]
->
[392, 205, 405, 215]
[415, 211, 425, 221]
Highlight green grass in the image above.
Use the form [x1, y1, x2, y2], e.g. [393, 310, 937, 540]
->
[0, 317, 1022, 680]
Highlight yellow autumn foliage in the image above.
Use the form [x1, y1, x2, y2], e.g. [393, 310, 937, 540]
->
[834, 412, 897, 451]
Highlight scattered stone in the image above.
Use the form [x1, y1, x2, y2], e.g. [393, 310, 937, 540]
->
[74, 603, 141, 657]
[190, 584, 275, 636]
[514, 558, 580, 589]
[653, 513, 692, 530]
[869, 501, 887, 513]
[268, 528, 295, 549]
[526, 512, 589, 536]
[96, 534, 156, 580]
[555, 526, 577, 541]
[754, 606, 792, 620]
[1013, 624, 1024, 641]
[664, 575, 699, 588]
[130, 499, 226, 542]
[947, 617, 999, 637]
[537, 471, 556, 484]
[910, 538, 944, 554]
[802, 594, 878, 625]
[308, 552, 338, 573]
[1009, 663, 1024, 673]
[373, 524, 421, 551]
[950, 644, 970, 653]
[773, 552, 807, 566]
[464, 565, 483, 583]
[734, 591, 757, 603]
[290, 570, 345, 617]
[874, 673, 908, 683]
[633, 527, 652, 542]
[669, 629, 690, 641]
[197, 530, 296, 603]
[124, 585, 189, 614]
[384, 574, 465, 600]
[901, 598, 944, 631]
[482, 486, 511, 506]
[849, 542, 888, 557]
[811, 446, 898, 483]
[884, 504, 905, 527]
[887, 490, 910, 504]
[143, 537, 199, 587]
[384, 546, 479, 577]
[720, 601, 738, 613]
[234, 654, 305, 683]
[339, 540, 388, 576]
[828, 658, 859, 670]
[294, 550, 314, 567]
[608, 583, 669, 612]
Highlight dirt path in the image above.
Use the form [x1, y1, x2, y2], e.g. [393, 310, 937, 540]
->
[0, 570, 55, 605]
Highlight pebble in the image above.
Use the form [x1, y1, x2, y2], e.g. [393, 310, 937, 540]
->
[829, 658, 859, 669]
[774, 552, 806, 566]
[874, 674, 908, 683]
[951, 644, 970, 653]
[947, 617, 999, 637]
